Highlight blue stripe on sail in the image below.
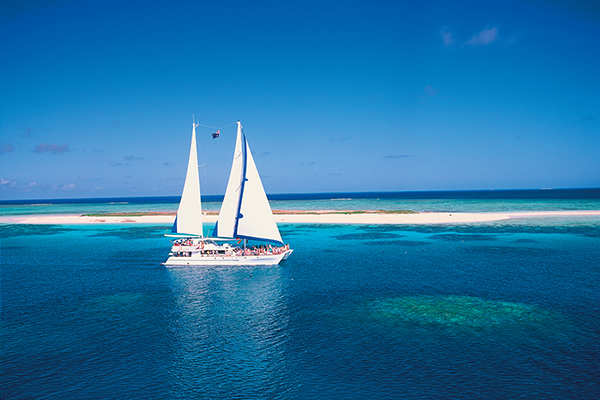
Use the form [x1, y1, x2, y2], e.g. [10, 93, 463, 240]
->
[233, 132, 248, 239]
[171, 215, 178, 233]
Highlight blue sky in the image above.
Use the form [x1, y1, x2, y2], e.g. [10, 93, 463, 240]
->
[1, 0, 599, 200]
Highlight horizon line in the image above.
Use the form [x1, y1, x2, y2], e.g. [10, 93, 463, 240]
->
[2, 187, 599, 204]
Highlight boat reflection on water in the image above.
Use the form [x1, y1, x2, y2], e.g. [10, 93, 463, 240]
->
[164, 265, 294, 398]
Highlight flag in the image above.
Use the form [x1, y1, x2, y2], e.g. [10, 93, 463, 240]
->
[212, 130, 220, 139]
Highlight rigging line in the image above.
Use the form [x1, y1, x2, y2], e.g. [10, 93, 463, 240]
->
[215, 121, 238, 192]
[217, 134, 232, 200]
[218, 121, 238, 131]
[197, 138, 209, 195]
[198, 123, 219, 129]
[197, 121, 238, 131]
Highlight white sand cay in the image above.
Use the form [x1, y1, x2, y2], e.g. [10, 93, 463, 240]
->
[275, 210, 600, 224]
[2, 210, 600, 225]
[1, 215, 180, 225]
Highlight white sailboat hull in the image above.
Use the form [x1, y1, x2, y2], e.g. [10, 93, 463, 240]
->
[164, 249, 293, 267]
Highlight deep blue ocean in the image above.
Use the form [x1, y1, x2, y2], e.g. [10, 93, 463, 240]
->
[2, 190, 600, 399]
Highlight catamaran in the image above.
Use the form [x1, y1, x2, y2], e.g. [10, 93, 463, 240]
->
[163, 121, 293, 266]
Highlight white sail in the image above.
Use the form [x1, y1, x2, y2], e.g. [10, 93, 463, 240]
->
[214, 121, 283, 244]
[236, 135, 283, 243]
[171, 122, 203, 236]
[213, 122, 244, 238]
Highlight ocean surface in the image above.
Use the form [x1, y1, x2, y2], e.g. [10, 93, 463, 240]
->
[2, 189, 600, 399]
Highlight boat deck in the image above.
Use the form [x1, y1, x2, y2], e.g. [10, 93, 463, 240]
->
[163, 249, 293, 266]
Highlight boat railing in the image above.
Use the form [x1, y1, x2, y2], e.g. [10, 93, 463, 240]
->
[170, 244, 291, 258]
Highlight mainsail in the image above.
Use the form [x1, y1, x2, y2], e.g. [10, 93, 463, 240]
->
[214, 121, 283, 244]
[171, 122, 203, 236]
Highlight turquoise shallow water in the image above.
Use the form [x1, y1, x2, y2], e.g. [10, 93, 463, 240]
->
[2, 190, 600, 399]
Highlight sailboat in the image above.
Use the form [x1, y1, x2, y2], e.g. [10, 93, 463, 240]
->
[163, 121, 293, 266]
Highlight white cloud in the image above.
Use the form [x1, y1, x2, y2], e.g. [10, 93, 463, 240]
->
[1, 143, 15, 154]
[23, 182, 37, 191]
[34, 142, 70, 154]
[440, 26, 455, 47]
[384, 154, 413, 159]
[465, 27, 498, 46]
[422, 85, 438, 98]
[50, 183, 76, 191]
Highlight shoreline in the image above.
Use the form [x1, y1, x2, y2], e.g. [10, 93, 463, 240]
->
[2, 210, 600, 225]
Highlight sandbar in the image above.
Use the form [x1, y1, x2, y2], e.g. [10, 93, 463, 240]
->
[2, 210, 600, 225]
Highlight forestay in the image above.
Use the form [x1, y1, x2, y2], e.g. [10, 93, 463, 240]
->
[213, 123, 244, 239]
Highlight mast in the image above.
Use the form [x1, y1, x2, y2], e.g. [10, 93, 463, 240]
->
[233, 121, 247, 238]
[213, 121, 244, 238]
